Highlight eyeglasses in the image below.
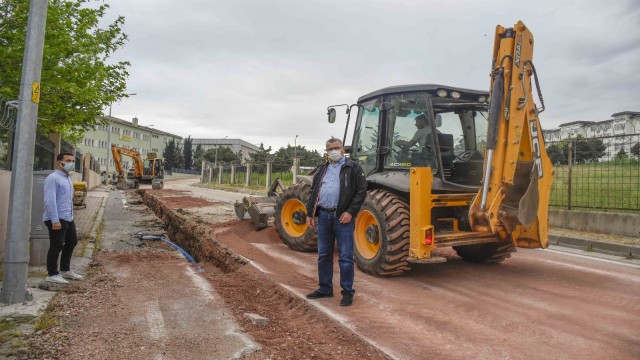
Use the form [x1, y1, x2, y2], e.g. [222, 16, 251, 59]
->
[326, 146, 342, 151]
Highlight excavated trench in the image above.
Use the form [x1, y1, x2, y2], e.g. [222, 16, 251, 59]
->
[143, 190, 248, 273]
[140, 189, 391, 360]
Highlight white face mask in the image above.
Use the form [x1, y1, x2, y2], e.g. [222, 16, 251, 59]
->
[61, 161, 74, 173]
[328, 149, 343, 162]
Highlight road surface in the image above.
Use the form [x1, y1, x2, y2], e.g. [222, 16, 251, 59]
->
[162, 178, 640, 360]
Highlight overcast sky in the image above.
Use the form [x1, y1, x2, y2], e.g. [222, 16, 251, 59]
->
[101, 0, 640, 152]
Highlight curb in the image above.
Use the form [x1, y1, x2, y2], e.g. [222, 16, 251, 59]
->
[82, 195, 107, 258]
[549, 235, 640, 259]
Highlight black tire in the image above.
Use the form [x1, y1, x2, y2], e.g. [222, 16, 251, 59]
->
[354, 189, 412, 276]
[274, 183, 318, 252]
[453, 241, 516, 263]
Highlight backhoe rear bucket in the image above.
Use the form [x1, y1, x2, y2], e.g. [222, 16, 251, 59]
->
[235, 196, 277, 230]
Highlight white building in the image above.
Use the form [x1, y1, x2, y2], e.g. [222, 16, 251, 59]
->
[76, 116, 182, 175]
[191, 138, 261, 163]
[543, 111, 640, 159]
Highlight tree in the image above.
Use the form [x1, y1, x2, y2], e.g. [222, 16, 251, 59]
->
[272, 145, 324, 172]
[183, 136, 193, 169]
[564, 136, 606, 164]
[192, 144, 204, 170]
[616, 148, 628, 160]
[0, 0, 130, 137]
[163, 139, 181, 170]
[203, 146, 240, 164]
[546, 143, 566, 165]
[249, 143, 273, 172]
[631, 143, 640, 158]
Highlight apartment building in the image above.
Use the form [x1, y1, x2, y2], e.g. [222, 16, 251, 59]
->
[76, 116, 182, 175]
[191, 138, 261, 163]
[543, 111, 640, 160]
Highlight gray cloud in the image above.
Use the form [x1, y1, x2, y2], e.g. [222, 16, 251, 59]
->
[101, 0, 640, 151]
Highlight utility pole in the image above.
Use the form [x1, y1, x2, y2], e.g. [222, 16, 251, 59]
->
[1, 0, 48, 304]
[294, 134, 298, 159]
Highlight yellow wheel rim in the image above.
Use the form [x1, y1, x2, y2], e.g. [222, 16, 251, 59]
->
[281, 198, 308, 237]
[355, 210, 381, 260]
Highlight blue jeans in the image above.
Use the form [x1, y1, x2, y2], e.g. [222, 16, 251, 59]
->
[316, 209, 355, 295]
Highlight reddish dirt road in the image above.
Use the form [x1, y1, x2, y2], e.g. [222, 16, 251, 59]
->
[150, 179, 640, 360]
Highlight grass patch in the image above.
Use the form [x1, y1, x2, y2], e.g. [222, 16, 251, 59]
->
[11, 340, 28, 349]
[550, 160, 640, 212]
[0, 330, 24, 343]
[33, 305, 60, 332]
[0, 320, 17, 333]
[93, 220, 105, 255]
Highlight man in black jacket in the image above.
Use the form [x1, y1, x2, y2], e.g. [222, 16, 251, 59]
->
[305, 138, 367, 306]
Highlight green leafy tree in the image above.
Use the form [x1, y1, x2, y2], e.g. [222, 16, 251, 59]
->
[564, 136, 607, 164]
[203, 146, 240, 164]
[631, 142, 640, 158]
[192, 144, 204, 170]
[546, 143, 567, 165]
[616, 148, 628, 160]
[183, 136, 193, 169]
[249, 143, 272, 172]
[0, 0, 130, 137]
[272, 145, 324, 172]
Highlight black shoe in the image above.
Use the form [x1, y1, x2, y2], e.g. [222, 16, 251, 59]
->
[340, 293, 353, 307]
[306, 290, 333, 299]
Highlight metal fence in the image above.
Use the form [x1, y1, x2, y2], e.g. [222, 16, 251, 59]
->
[546, 133, 640, 212]
[0, 99, 81, 172]
[202, 159, 316, 188]
[1, 99, 56, 171]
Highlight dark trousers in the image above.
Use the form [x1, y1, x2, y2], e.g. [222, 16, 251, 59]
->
[44, 219, 78, 276]
[316, 209, 355, 296]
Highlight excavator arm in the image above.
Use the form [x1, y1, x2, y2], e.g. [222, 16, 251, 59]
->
[469, 21, 553, 248]
[111, 144, 144, 179]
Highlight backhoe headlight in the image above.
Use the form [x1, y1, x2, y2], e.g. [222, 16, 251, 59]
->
[478, 95, 487, 102]
[450, 91, 461, 99]
[437, 90, 448, 97]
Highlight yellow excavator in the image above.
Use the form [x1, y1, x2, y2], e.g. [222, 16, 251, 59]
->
[111, 144, 164, 189]
[242, 21, 553, 276]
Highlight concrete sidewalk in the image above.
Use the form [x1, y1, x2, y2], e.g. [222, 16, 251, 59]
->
[0, 185, 109, 358]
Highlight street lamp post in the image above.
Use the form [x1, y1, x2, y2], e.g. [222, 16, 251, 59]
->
[148, 124, 154, 153]
[294, 134, 299, 159]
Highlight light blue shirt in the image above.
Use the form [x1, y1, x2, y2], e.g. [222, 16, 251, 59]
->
[317, 157, 345, 209]
[43, 169, 74, 223]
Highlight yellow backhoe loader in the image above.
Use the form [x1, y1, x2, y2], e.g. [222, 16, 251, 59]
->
[241, 21, 553, 276]
[111, 144, 164, 190]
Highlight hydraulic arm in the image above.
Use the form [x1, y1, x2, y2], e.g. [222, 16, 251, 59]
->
[111, 144, 144, 180]
[469, 21, 553, 248]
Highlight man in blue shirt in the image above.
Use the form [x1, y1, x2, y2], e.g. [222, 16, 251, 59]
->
[305, 138, 367, 306]
[43, 153, 83, 284]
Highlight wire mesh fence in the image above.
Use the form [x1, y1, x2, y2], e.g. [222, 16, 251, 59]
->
[1, 99, 56, 171]
[546, 133, 640, 212]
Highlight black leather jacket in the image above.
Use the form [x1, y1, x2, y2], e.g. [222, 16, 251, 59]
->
[306, 158, 368, 218]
